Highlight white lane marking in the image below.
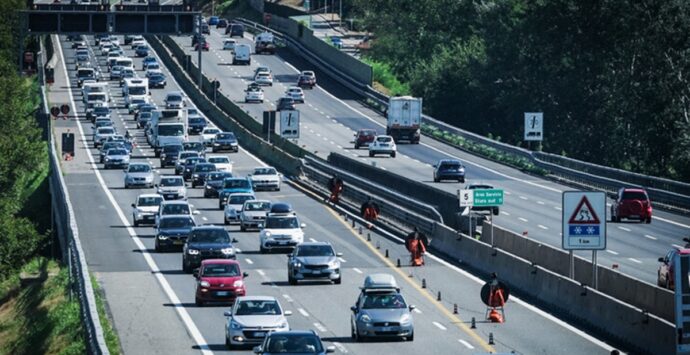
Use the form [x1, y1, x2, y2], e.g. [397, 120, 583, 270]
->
[518, 217, 528, 222]
[298, 308, 310, 317]
[519, 196, 528, 200]
[412, 308, 422, 314]
[432, 321, 447, 331]
[554, 206, 562, 211]
[672, 244, 684, 250]
[332, 342, 348, 353]
[459, 339, 475, 349]
[537, 201, 545, 205]
[504, 191, 512, 195]
[617, 226, 631, 232]
[644, 234, 657, 240]
[257, 269, 266, 276]
[337, 145, 343, 149]
[653, 215, 690, 229]
[235, 248, 242, 253]
[201, 216, 208, 221]
[309, 238, 317, 242]
[57, 38, 213, 355]
[538, 224, 548, 230]
[245, 258, 254, 264]
[338, 257, 347, 263]
[352, 267, 363, 274]
[501, 211, 510, 216]
[628, 258, 643, 264]
[606, 250, 619, 256]
[282, 294, 293, 303]
[313, 322, 327, 332]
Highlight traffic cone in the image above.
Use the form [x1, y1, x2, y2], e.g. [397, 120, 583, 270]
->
[488, 309, 503, 323]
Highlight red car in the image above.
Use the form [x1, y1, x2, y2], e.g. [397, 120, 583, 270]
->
[354, 129, 377, 149]
[194, 259, 247, 306]
[658, 247, 690, 289]
[195, 41, 210, 51]
[610, 187, 652, 223]
[297, 74, 316, 89]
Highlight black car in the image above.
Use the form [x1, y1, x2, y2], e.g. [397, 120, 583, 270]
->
[87, 106, 111, 123]
[183, 141, 206, 157]
[269, 202, 294, 215]
[182, 226, 236, 273]
[254, 330, 334, 355]
[155, 215, 197, 252]
[191, 163, 217, 188]
[203, 171, 233, 198]
[276, 97, 296, 111]
[212, 132, 239, 153]
[466, 183, 500, 215]
[188, 117, 208, 135]
[160, 144, 184, 167]
[226, 23, 244, 37]
[148, 73, 167, 88]
[217, 18, 228, 28]
[201, 23, 210, 34]
[433, 159, 466, 183]
[182, 157, 207, 181]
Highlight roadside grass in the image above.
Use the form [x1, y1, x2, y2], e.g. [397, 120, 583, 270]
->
[91, 275, 121, 355]
[361, 58, 410, 96]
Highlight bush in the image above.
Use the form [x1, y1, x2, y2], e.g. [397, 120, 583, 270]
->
[361, 58, 410, 96]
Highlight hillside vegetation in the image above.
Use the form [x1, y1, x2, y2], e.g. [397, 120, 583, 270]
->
[352, 0, 690, 181]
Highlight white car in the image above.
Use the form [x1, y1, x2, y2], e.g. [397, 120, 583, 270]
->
[131, 39, 146, 49]
[165, 92, 185, 109]
[284, 86, 304, 103]
[223, 38, 237, 51]
[201, 127, 221, 146]
[254, 72, 273, 86]
[94, 127, 116, 147]
[259, 213, 305, 253]
[224, 296, 292, 349]
[239, 200, 272, 231]
[207, 155, 233, 172]
[146, 68, 163, 78]
[131, 194, 164, 227]
[156, 175, 187, 200]
[224, 192, 256, 225]
[249, 166, 281, 191]
[155, 200, 196, 227]
[244, 86, 264, 103]
[368, 135, 397, 158]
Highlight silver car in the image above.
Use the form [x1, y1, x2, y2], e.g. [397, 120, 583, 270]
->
[224, 296, 291, 349]
[124, 163, 155, 189]
[350, 274, 415, 341]
[239, 200, 271, 231]
[156, 175, 187, 200]
[287, 242, 342, 285]
[103, 148, 130, 169]
[224, 193, 256, 225]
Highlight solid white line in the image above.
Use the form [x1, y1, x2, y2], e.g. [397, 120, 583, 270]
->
[518, 217, 529, 222]
[413, 308, 422, 314]
[298, 308, 310, 317]
[352, 267, 362, 274]
[432, 321, 447, 331]
[309, 238, 317, 242]
[458, 339, 475, 349]
[201, 216, 208, 221]
[57, 37, 212, 355]
[653, 215, 690, 229]
[644, 234, 657, 240]
[617, 226, 631, 232]
[313, 322, 327, 332]
[245, 258, 254, 265]
[538, 225, 548, 230]
[628, 258, 643, 264]
[606, 250, 619, 256]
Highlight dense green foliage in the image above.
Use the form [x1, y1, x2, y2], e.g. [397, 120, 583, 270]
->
[353, 0, 690, 180]
[0, 0, 48, 278]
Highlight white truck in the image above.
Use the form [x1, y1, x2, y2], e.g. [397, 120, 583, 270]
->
[82, 82, 109, 104]
[123, 78, 149, 113]
[149, 109, 188, 157]
[386, 96, 422, 144]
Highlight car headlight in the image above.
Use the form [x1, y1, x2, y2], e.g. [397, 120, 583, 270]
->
[233, 280, 243, 287]
[213, 142, 220, 146]
[459, 168, 465, 173]
[360, 314, 372, 323]
[293, 261, 302, 268]
[157, 235, 168, 240]
[221, 247, 234, 255]
[279, 321, 288, 329]
[264, 231, 272, 237]
[400, 314, 412, 325]
[193, 174, 199, 178]
[230, 319, 242, 330]
[105, 157, 111, 161]
[328, 260, 339, 268]
[199, 281, 210, 287]
[145, 176, 153, 182]
[187, 249, 199, 255]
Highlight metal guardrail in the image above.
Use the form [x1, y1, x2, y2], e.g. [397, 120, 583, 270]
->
[236, 17, 690, 211]
[44, 36, 110, 355]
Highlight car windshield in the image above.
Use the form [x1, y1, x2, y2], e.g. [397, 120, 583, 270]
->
[208, 157, 229, 164]
[235, 300, 282, 316]
[78, 69, 94, 76]
[163, 145, 182, 153]
[88, 93, 106, 101]
[159, 217, 194, 228]
[102, 142, 121, 150]
[185, 157, 205, 165]
[296, 245, 334, 257]
[138, 196, 162, 207]
[217, 133, 235, 140]
[140, 112, 152, 119]
[265, 216, 299, 229]
[440, 163, 462, 170]
[167, 94, 182, 102]
[189, 229, 230, 243]
[254, 167, 277, 175]
[204, 129, 220, 135]
[151, 74, 164, 80]
[160, 178, 183, 187]
[195, 164, 216, 172]
[107, 149, 127, 155]
[158, 125, 184, 136]
[129, 87, 146, 95]
[229, 195, 254, 205]
[184, 142, 204, 150]
[128, 164, 151, 173]
[189, 118, 205, 124]
[622, 191, 648, 200]
[362, 293, 407, 309]
[94, 107, 110, 114]
[162, 204, 190, 215]
[244, 201, 270, 211]
[202, 263, 239, 277]
[224, 179, 249, 189]
[264, 334, 323, 354]
[180, 152, 199, 160]
[208, 172, 231, 181]
[359, 130, 376, 136]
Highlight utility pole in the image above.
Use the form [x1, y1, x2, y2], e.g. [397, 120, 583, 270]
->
[339, 0, 342, 28]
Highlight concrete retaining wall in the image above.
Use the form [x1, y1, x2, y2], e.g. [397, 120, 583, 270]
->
[431, 224, 675, 355]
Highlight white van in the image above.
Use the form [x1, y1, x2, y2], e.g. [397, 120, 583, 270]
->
[86, 92, 108, 108]
[123, 78, 150, 113]
[232, 44, 251, 65]
[82, 82, 109, 104]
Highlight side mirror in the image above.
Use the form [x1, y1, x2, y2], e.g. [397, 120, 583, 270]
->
[232, 238, 239, 243]
[350, 306, 358, 313]
[683, 238, 690, 243]
[409, 305, 416, 311]
[223, 310, 232, 317]
[154, 184, 158, 188]
[659, 257, 665, 263]
[131, 203, 136, 208]
[243, 272, 249, 278]
[336, 252, 343, 257]
[253, 346, 262, 354]
[192, 269, 199, 278]
[300, 223, 306, 228]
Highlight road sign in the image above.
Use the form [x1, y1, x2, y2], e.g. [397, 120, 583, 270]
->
[459, 189, 504, 207]
[280, 110, 300, 139]
[562, 191, 606, 250]
[60, 104, 70, 115]
[50, 106, 60, 117]
[459, 189, 473, 207]
[524, 112, 543, 141]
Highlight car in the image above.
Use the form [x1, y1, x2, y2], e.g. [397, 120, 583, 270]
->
[269, 202, 294, 215]
[192, 34, 205, 47]
[119, 68, 136, 86]
[249, 166, 281, 191]
[330, 36, 343, 49]
[658, 247, 690, 290]
[99, 141, 124, 163]
[87, 105, 111, 123]
[175, 151, 200, 174]
[155, 215, 197, 252]
[156, 175, 187, 200]
[223, 38, 237, 51]
[226, 23, 244, 37]
[182, 141, 206, 157]
[188, 116, 208, 135]
[284, 87, 304, 103]
[287, 242, 342, 285]
[103, 148, 130, 169]
[224, 192, 256, 225]
[159, 144, 183, 167]
[253, 330, 334, 355]
[145, 62, 162, 73]
[350, 273, 415, 341]
[200, 23, 210, 34]
[182, 226, 236, 273]
[611, 187, 652, 223]
[110, 65, 125, 80]
[368, 135, 396, 158]
[202, 127, 221, 146]
[353, 129, 376, 149]
[465, 183, 500, 215]
[77, 67, 98, 87]
[191, 163, 217, 188]
[142, 56, 158, 70]
[212, 132, 239, 153]
[195, 41, 210, 51]
[244, 86, 264, 103]
[75, 49, 89, 62]
[124, 163, 155, 189]
[208, 16, 219, 25]
[182, 157, 208, 181]
[137, 111, 153, 128]
[239, 200, 271, 231]
[254, 72, 273, 86]
[224, 296, 292, 349]
[72, 40, 87, 49]
[131, 194, 164, 227]
[194, 259, 247, 306]
[276, 97, 296, 111]
[433, 159, 466, 183]
[207, 155, 233, 172]
[135, 45, 150, 57]
[131, 39, 145, 49]
[127, 98, 149, 114]
[165, 92, 185, 109]
[124, 34, 141, 45]
[296, 74, 315, 89]
[218, 177, 254, 209]
[216, 18, 228, 28]
[254, 66, 271, 77]
[204, 171, 234, 198]
[258, 213, 305, 253]
[155, 200, 195, 227]
[300, 71, 316, 85]
[148, 73, 167, 88]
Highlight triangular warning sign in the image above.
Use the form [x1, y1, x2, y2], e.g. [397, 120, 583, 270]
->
[568, 196, 601, 224]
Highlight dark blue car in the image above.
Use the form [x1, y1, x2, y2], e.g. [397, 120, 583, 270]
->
[218, 177, 253, 209]
[135, 45, 150, 57]
[155, 215, 196, 252]
[188, 116, 208, 135]
[148, 73, 167, 88]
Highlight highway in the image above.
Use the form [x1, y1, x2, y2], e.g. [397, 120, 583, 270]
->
[50, 34, 620, 354]
[168, 24, 690, 285]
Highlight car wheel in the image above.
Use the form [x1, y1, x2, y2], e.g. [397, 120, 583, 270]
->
[667, 277, 672, 290]
[391, 152, 396, 158]
[124, 183, 129, 189]
[224, 218, 229, 225]
[460, 178, 465, 183]
[646, 217, 651, 224]
[133, 218, 139, 227]
[288, 274, 297, 285]
[433, 177, 439, 183]
[369, 152, 374, 157]
[407, 332, 414, 342]
[154, 240, 160, 252]
[334, 277, 341, 285]
[226, 336, 233, 350]
[260, 245, 267, 254]
[354, 144, 359, 149]
[219, 203, 224, 210]
[182, 260, 191, 273]
[240, 224, 246, 232]
[191, 183, 196, 188]
[195, 298, 203, 307]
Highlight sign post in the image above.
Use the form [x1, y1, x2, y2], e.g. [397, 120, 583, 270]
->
[562, 191, 606, 289]
[279, 110, 300, 139]
[460, 189, 504, 245]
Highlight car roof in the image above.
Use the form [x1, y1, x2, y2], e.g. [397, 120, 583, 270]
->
[438, 159, 462, 164]
[267, 330, 317, 337]
[193, 225, 226, 231]
[297, 241, 332, 247]
[229, 192, 255, 197]
[161, 200, 189, 205]
[236, 295, 278, 302]
[137, 193, 163, 199]
[678, 249, 690, 255]
[362, 273, 399, 291]
[159, 214, 192, 220]
[129, 162, 150, 167]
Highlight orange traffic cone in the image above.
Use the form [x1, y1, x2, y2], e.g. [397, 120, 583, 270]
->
[488, 309, 504, 323]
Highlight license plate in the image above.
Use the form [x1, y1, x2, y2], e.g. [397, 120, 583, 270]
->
[279, 241, 288, 245]
[216, 291, 229, 296]
[629, 215, 639, 218]
[253, 331, 266, 337]
[381, 326, 392, 332]
[312, 270, 321, 275]
[166, 194, 175, 199]
[173, 240, 184, 245]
